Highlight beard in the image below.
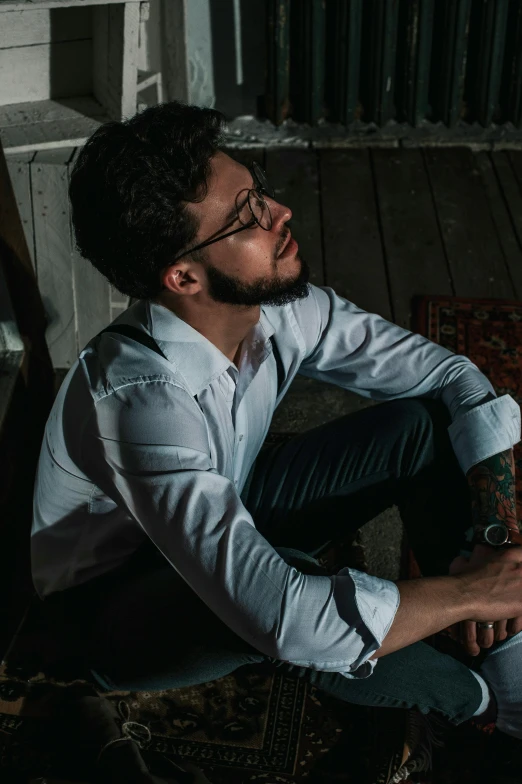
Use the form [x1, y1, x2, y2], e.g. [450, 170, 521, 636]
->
[204, 254, 311, 307]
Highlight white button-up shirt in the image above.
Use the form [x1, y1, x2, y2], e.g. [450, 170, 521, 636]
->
[31, 284, 521, 680]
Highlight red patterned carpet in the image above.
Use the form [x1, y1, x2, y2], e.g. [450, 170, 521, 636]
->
[414, 296, 522, 519]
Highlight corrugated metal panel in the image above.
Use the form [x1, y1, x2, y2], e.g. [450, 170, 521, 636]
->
[476, 0, 509, 125]
[266, 0, 291, 125]
[311, 0, 327, 124]
[326, 0, 363, 125]
[264, 0, 522, 131]
[364, 0, 400, 125]
[435, 0, 472, 127]
[400, 0, 435, 126]
[288, 0, 326, 125]
[502, 0, 522, 128]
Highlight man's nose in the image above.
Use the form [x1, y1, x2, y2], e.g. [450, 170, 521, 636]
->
[269, 197, 292, 230]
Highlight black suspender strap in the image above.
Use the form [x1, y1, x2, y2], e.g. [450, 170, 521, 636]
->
[269, 335, 285, 396]
[97, 325, 285, 395]
[97, 324, 167, 360]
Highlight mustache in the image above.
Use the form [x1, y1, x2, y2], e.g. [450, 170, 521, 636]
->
[276, 229, 291, 258]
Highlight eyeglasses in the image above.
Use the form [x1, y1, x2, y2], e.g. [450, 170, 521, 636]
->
[171, 161, 274, 263]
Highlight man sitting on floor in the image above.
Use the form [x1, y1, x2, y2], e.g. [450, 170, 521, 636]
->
[32, 101, 522, 783]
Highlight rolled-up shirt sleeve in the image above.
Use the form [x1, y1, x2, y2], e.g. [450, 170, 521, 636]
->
[84, 378, 400, 679]
[296, 285, 521, 475]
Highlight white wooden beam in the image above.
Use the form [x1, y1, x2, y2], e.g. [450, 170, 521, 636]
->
[93, 1, 139, 120]
[161, 0, 215, 108]
[0, 97, 109, 153]
[31, 147, 78, 368]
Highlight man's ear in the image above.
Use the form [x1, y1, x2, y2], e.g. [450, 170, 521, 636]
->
[162, 262, 203, 295]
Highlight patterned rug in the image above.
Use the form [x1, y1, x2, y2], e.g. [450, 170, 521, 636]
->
[1, 295, 519, 783]
[414, 296, 522, 518]
[1, 540, 378, 784]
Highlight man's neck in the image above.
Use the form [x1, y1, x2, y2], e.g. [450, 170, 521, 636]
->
[155, 293, 261, 364]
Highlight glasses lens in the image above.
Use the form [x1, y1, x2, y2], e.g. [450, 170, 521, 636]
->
[248, 190, 272, 230]
[252, 162, 274, 199]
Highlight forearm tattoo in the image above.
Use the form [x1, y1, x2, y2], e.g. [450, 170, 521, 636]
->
[467, 448, 519, 532]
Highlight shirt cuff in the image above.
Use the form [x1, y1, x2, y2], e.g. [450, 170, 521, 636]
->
[447, 394, 521, 474]
[336, 567, 400, 679]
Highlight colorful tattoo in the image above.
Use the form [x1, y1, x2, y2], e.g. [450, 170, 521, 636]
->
[467, 448, 519, 532]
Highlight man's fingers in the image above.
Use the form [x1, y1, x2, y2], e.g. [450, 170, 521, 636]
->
[507, 616, 522, 636]
[496, 546, 522, 563]
[473, 620, 495, 650]
[448, 556, 469, 575]
[461, 620, 481, 656]
[492, 620, 508, 644]
[446, 623, 458, 641]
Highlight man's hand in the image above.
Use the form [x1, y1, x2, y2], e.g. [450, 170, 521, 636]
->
[447, 543, 522, 656]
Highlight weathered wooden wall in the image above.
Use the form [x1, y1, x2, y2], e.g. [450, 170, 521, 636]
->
[0, 1, 141, 153]
[6, 147, 129, 369]
[0, 7, 93, 106]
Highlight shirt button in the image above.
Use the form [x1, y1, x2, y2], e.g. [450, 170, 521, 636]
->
[238, 434, 244, 441]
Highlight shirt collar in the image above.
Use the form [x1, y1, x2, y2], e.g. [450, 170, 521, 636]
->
[119, 299, 276, 397]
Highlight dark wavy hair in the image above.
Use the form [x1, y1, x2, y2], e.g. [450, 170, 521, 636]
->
[69, 101, 226, 299]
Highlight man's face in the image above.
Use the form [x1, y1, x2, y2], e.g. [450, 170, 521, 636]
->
[184, 151, 310, 306]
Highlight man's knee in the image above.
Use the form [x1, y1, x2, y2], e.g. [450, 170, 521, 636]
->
[379, 398, 453, 479]
[387, 397, 451, 434]
[275, 546, 328, 575]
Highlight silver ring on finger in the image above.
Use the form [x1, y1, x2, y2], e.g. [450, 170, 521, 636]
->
[477, 622, 495, 629]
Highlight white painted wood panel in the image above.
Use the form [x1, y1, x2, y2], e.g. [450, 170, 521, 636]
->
[0, 1, 141, 10]
[99, 2, 139, 120]
[104, 5, 121, 118]
[0, 39, 92, 105]
[110, 284, 130, 322]
[0, 7, 91, 48]
[0, 97, 109, 152]
[119, 2, 139, 119]
[0, 350, 25, 432]
[31, 147, 77, 368]
[92, 4, 109, 113]
[0, 255, 24, 354]
[68, 148, 112, 349]
[161, 0, 188, 103]
[71, 240, 112, 350]
[0, 211, 25, 429]
[1, 115, 101, 152]
[0, 96, 105, 127]
[5, 152, 36, 269]
[0, 1, 140, 153]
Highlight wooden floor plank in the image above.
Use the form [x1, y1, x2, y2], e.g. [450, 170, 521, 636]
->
[264, 148, 324, 286]
[373, 148, 452, 329]
[478, 152, 522, 300]
[319, 148, 391, 320]
[425, 147, 514, 299]
[507, 150, 522, 189]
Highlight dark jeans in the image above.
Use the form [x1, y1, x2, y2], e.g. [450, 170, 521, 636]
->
[43, 398, 484, 726]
